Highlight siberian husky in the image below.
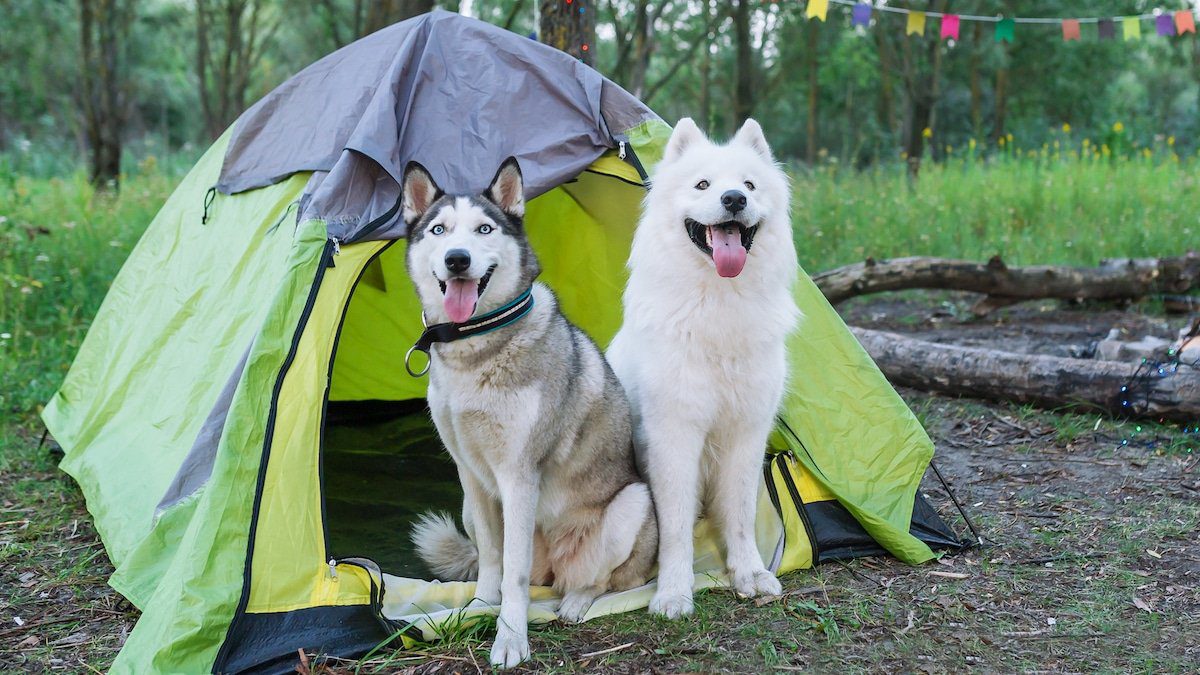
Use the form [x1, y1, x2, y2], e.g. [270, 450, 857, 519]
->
[607, 119, 800, 618]
[403, 158, 658, 668]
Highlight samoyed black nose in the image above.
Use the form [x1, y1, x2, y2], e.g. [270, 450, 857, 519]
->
[445, 249, 471, 274]
[721, 190, 747, 214]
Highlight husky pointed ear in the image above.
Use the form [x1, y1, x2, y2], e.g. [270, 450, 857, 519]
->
[733, 118, 773, 161]
[486, 157, 525, 219]
[664, 117, 706, 163]
[402, 161, 443, 225]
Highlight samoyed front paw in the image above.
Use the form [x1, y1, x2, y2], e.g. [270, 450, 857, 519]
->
[489, 628, 529, 669]
[731, 567, 782, 599]
[649, 589, 694, 619]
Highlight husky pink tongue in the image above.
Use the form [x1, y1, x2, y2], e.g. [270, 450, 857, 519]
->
[710, 226, 747, 278]
[443, 278, 479, 323]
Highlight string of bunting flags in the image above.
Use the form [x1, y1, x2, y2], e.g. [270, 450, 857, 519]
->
[802, 0, 1199, 42]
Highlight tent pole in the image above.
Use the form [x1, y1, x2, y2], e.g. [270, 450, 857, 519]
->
[929, 459, 985, 548]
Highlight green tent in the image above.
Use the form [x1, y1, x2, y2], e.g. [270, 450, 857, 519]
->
[43, 11, 961, 674]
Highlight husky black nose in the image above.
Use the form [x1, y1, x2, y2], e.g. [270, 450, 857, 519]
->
[721, 190, 747, 214]
[444, 249, 471, 274]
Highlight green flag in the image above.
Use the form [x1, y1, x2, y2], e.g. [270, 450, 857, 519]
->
[995, 17, 1015, 43]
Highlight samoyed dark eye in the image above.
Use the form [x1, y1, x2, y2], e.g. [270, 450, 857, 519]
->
[744, 181, 756, 191]
[477, 224, 493, 234]
[431, 224, 446, 235]
[695, 180, 710, 190]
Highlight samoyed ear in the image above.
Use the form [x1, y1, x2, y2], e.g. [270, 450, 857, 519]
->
[664, 117, 707, 163]
[733, 118, 774, 162]
[486, 157, 525, 219]
[402, 161, 443, 225]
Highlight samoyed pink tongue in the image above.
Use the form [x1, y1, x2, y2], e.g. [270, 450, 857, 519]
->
[710, 225, 747, 278]
[443, 278, 479, 323]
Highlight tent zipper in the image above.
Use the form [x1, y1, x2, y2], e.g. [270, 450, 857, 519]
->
[775, 453, 820, 563]
[213, 237, 336, 671]
[316, 240, 397, 569]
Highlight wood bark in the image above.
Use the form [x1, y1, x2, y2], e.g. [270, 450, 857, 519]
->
[851, 328, 1200, 422]
[539, 0, 596, 65]
[813, 254, 1200, 309]
[79, 0, 135, 187]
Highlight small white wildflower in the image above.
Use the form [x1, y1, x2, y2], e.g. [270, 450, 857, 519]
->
[0, 332, 11, 339]
[35, 254, 49, 262]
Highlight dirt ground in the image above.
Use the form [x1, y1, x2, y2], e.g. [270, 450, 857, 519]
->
[3, 293, 1197, 673]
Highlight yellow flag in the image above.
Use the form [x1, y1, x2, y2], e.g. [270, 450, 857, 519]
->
[806, 0, 829, 22]
[907, 11, 927, 35]
[1123, 16, 1141, 40]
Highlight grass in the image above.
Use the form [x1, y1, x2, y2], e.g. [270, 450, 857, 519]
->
[2, 149, 1198, 671]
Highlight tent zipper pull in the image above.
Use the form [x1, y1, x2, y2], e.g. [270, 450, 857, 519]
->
[328, 558, 338, 580]
[331, 238, 341, 256]
[618, 141, 627, 160]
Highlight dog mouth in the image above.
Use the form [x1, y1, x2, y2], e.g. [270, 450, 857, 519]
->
[684, 218, 760, 278]
[437, 264, 496, 323]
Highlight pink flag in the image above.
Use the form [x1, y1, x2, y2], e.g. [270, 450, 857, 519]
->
[940, 14, 960, 40]
[1062, 19, 1081, 41]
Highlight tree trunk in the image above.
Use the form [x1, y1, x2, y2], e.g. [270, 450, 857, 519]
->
[196, 0, 279, 140]
[806, 18, 819, 164]
[993, 63, 1008, 143]
[79, 0, 135, 187]
[852, 328, 1200, 423]
[875, 30, 898, 146]
[969, 21, 982, 138]
[733, 0, 754, 124]
[364, 0, 435, 34]
[539, 0, 597, 65]
[813, 254, 1200, 309]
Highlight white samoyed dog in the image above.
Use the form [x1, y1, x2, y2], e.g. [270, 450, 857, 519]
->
[607, 118, 800, 618]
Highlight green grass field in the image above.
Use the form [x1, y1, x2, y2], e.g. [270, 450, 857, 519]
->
[2, 150, 1196, 671]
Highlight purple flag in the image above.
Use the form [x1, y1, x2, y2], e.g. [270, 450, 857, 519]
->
[1098, 18, 1116, 40]
[852, 3, 871, 27]
[1156, 14, 1176, 36]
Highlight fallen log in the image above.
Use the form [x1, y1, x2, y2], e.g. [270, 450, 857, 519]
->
[814, 254, 1200, 311]
[851, 327, 1200, 422]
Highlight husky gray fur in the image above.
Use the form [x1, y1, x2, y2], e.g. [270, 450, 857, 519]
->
[403, 158, 658, 669]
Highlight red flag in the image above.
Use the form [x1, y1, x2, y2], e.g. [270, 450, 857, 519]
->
[1176, 10, 1196, 35]
[940, 14, 960, 41]
[1062, 19, 1081, 41]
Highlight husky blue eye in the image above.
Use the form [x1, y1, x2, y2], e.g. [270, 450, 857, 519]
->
[431, 224, 445, 235]
[695, 180, 710, 190]
[478, 224, 493, 234]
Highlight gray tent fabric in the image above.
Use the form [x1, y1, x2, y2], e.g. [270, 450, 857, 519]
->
[216, 10, 659, 243]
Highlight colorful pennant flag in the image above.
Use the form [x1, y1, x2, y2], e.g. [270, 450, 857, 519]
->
[1123, 16, 1141, 41]
[940, 14, 960, 41]
[1098, 19, 1116, 40]
[1156, 14, 1175, 37]
[851, 3, 871, 28]
[994, 18, 1014, 43]
[1062, 19, 1081, 42]
[805, 0, 828, 22]
[1175, 10, 1195, 35]
[907, 11, 926, 36]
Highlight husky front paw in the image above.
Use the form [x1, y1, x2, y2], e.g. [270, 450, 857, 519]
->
[489, 629, 530, 669]
[557, 590, 597, 623]
[649, 590, 694, 619]
[731, 567, 782, 599]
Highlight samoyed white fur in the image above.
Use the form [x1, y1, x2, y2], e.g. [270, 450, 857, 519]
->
[607, 118, 800, 618]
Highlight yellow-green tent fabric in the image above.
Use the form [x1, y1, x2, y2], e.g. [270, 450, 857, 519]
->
[42, 12, 960, 675]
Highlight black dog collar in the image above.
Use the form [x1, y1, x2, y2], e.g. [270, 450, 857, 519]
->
[405, 288, 535, 377]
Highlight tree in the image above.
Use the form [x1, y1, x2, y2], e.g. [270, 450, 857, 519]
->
[732, 0, 754, 123]
[364, 0, 435, 35]
[195, 0, 280, 140]
[79, 0, 136, 187]
[540, 0, 596, 65]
